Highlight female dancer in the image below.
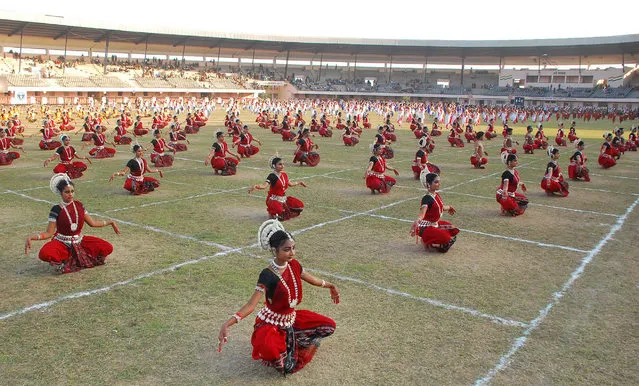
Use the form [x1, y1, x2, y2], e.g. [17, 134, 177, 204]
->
[522, 126, 536, 154]
[237, 125, 262, 158]
[24, 174, 119, 273]
[412, 136, 440, 179]
[133, 115, 149, 136]
[44, 134, 90, 179]
[568, 140, 590, 182]
[218, 219, 339, 375]
[567, 122, 579, 143]
[110, 144, 162, 195]
[342, 125, 359, 146]
[496, 153, 528, 216]
[0, 128, 25, 165]
[293, 129, 320, 166]
[149, 129, 175, 167]
[598, 132, 617, 169]
[168, 124, 189, 152]
[113, 119, 133, 145]
[541, 147, 569, 197]
[555, 123, 567, 146]
[470, 131, 488, 169]
[248, 156, 306, 221]
[87, 126, 116, 158]
[534, 124, 549, 150]
[410, 172, 459, 252]
[204, 131, 241, 176]
[39, 123, 62, 150]
[365, 143, 399, 194]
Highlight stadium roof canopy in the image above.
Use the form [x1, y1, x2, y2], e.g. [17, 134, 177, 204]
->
[1, 13, 638, 66]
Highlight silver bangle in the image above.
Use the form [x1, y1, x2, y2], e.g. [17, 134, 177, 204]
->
[231, 313, 242, 323]
[321, 280, 326, 288]
[103, 221, 107, 226]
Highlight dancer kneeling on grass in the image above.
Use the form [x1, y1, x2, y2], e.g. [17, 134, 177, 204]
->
[0, 128, 25, 166]
[44, 134, 90, 179]
[496, 153, 528, 216]
[24, 174, 119, 273]
[110, 144, 162, 195]
[204, 131, 240, 176]
[541, 146, 569, 197]
[365, 143, 399, 194]
[217, 219, 338, 375]
[249, 156, 306, 221]
[410, 171, 459, 252]
[568, 140, 590, 182]
[412, 136, 440, 179]
[470, 131, 488, 169]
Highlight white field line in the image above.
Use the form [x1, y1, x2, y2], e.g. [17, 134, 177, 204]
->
[577, 187, 639, 196]
[3, 221, 49, 231]
[444, 191, 621, 218]
[589, 173, 639, 180]
[474, 196, 639, 386]
[336, 211, 590, 254]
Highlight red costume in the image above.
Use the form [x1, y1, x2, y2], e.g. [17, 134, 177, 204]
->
[150, 138, 174, 167]
[38, 201, 113, 273]
[133, 120, 149, 136]
[123, 157, 160, 194]
[52, 146, 87, 179]
[496, 169, 528, 216]
[412, 149, 439, 179]
[415, 193, 459, 252]
[209, 141, 238, 175]
[89, 133, 116, 158]
[39, 128, 62, 150]
[598, 141, 616, 168]
[541, 160, 569, 197]
[251, 259, 335, 373]
[293, 137, 319, 166]
[568, 150, 590, 181]
[265, 172, 304, 220]
[0, 137, 21, 165]
[237, 132, 260, 158]
[366, 156, 396, 194]
[114, 125, 132, 145]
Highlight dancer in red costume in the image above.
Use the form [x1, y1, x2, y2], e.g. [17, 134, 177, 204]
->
[342, 125, 359, 146]
[204, 131, 240, 176]
[410, 172, 459, 252]
[470, 131, 488, 169]
[496, 153, 528, 216]
[149, 129, 175, 167]
[293, 128, 320, 166]
[110, 144, 163, 195]
[534, 124, 549, 150]
[412, 136, 440, 179]
[44, 134, 90, 179]
[0, 128, 25, 165]
[541, 147, 569, 197]
[598, 132, 617, 169]
[217, 219, 338, 375]
[87, 126, 116, 158]
[249, 156, 307, 221]
[24, 174, 119, 273]
[568, 140, 590, 182]
[365, 143, 399, 194]
[567, 121, 579, 143]
[113, 119, 133, 145]
[555, 123, 567, 146]
[39, 123, 62, 150]
[236, 125, 262, 158]
[522, 126, 536, 154]
[133, 115, 149, 137]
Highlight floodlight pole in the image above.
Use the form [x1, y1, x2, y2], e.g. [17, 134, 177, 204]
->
[18, 28, 24, 74]
[318, 54, 323, 82]
[63, 31, 68, 75]
[103, 34, 110, 75]
[460, 56, 465, 88]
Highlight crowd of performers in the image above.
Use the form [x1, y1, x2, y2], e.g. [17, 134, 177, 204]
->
[9, 99, 638, 377]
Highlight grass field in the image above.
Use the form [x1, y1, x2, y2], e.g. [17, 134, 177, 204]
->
[1, 108, 638, 385]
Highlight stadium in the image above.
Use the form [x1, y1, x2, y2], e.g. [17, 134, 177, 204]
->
[1, 11, 638, 385]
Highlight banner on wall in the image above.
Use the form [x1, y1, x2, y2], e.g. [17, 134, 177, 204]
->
[13, 89, 28, 104]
